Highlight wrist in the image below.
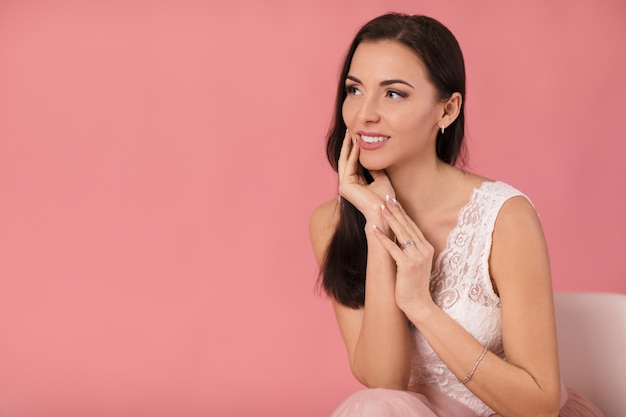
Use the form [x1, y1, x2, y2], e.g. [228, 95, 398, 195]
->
[365, 218, 391, 238]
[401, 297, 438, 325]
[362, 198, 389, 222]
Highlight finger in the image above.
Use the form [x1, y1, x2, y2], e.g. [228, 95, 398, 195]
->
[384, 197, 429, 246]
[380, 204, 421, 253]
[369, 169, 389, 182]
[372, 224, 408, 263]
[345, 131, 360, 173]
[382, 199, 417, 243]
[337, 129, 352, 179]
[380, 203, 433, 264]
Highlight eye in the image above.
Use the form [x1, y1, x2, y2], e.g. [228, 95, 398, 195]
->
[345, 85, 363, 96]
[386, 90, 407, 99]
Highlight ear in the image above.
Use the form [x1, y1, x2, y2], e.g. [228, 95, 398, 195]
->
[439, 92, 462, 131]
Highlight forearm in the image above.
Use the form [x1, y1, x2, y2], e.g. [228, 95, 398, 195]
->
[409, 303, 560, 417]
[351, 227, 412, 389]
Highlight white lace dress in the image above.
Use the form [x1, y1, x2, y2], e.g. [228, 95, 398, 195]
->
[407, 181, 519, 416]
[330, 182, 605, 417]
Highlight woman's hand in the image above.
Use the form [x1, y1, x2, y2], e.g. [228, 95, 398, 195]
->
[338, 130, 395, 221]
[372, 197, 436, 314]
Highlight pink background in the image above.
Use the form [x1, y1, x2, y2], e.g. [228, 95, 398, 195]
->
[1, 1, 624, 416]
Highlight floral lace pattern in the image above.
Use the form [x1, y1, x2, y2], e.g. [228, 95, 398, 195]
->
[409, 181, 527, 417]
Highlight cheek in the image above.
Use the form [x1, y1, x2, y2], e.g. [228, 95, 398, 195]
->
[397, 108, 435, 132]
[341, 98, 355, 124]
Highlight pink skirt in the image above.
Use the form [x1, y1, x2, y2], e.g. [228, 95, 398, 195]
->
[330, 385, 605, 417]
[558, 387, 606, 417]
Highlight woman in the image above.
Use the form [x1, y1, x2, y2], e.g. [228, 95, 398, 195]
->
[309, 13, 604, 417]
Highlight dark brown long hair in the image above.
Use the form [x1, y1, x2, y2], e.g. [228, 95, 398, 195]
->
[321, 13, 467, 308]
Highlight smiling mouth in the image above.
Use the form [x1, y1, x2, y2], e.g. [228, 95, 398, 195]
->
[361, 135, 390, 144]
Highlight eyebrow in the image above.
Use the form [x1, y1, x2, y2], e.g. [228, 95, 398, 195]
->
[346, 75, 415, 89]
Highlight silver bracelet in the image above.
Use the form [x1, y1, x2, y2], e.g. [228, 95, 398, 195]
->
[460, 345, 488, 385]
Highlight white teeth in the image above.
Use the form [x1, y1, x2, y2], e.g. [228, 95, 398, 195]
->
[361, 135, 390, 143]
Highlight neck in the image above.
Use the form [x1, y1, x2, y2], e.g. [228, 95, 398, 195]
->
[386, 157, 460, 217]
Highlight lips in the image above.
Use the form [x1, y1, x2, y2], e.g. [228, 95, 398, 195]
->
[356, 132, 390, 150]
[360, 135, 390, 144]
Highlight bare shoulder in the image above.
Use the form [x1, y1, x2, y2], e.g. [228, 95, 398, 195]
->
[490, 194, 551, 295]
[309, 198, 340, 267]
[494, 195, 542, 237]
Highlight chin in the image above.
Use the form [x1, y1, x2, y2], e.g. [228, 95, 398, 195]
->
[359, 156, 389, 172]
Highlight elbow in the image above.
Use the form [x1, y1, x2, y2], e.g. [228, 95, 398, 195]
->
[496, 381, 561, 417]
[537, 384, 562, 417]
[351, 362, 410, 391]
[534, 406, 559, 417]
[542, 396, 561, 417]
[366, 380, 409, 391]
[520, 391, 561, 417]
[536, 408, 560, 417]
[507, 402, 559, 417]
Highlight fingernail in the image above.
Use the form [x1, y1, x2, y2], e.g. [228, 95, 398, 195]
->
[381, 204, 388, 214]
[392, 198, 400, 207]
[372, 224, 381, 233]
[385, 194, 391, 202]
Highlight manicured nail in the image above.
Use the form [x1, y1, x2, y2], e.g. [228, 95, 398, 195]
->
[392, 198, 400, 207]
[381, 204, 388, 214]
[385, 194, 391, 203]
[372, 224, 381, 233]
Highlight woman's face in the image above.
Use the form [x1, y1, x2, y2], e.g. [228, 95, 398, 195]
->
[342, 40, 444, 171]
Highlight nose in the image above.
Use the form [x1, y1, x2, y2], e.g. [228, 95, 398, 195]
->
[358, 96, 381, 123]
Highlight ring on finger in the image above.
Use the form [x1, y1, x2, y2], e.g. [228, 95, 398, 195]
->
[400, 239, 415, 250]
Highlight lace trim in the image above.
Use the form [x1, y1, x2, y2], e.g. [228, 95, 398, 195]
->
[430, 181, 524, 308]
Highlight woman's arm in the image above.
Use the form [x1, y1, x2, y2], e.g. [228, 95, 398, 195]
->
[375, 196, 561, 417]
[310, 197, 412, 389]
[347, 223, 412, 389]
